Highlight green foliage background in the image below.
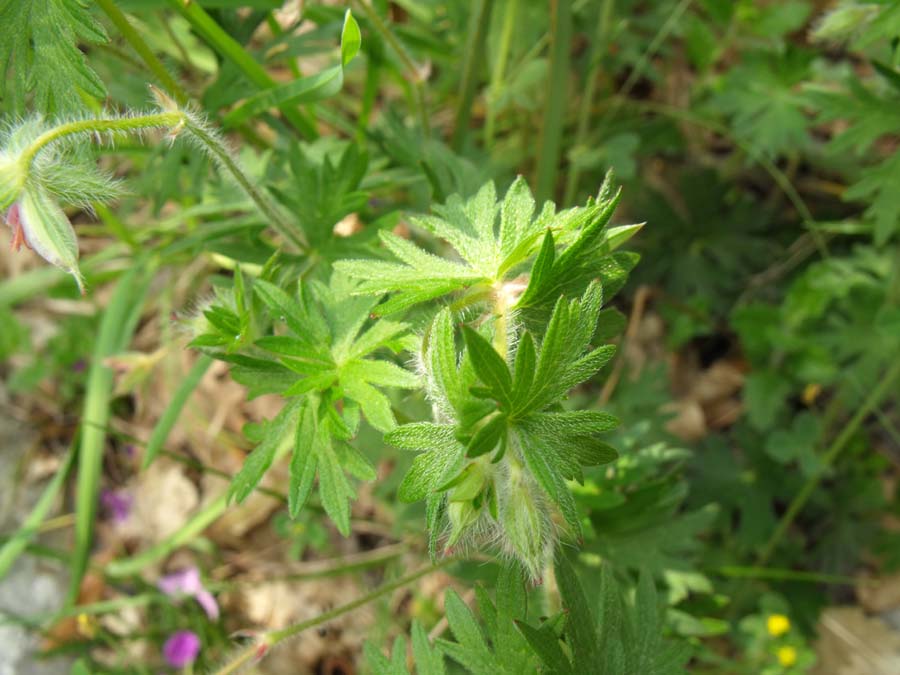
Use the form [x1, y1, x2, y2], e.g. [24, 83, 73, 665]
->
[1, 1, 899, 673]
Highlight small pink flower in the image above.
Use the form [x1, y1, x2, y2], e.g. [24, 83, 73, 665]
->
[100, 489, 132, 524]
[163, 630, 201, 668]
[158, 567, 219, 621]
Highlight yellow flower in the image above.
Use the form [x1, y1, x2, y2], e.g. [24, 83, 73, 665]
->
[767, 613, 791, 637]
[802, 383, 822, 405]
[76, 612, 97, 638]
[777, 645, 797, 667]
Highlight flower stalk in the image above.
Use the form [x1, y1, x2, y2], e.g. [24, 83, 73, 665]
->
[212, 559, 454, 675]
[3, 92, 305, 292]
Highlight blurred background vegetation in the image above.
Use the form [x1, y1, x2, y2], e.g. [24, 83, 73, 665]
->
[1, 0, 900, 673]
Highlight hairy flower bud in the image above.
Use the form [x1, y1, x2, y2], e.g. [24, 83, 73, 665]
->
[447, 500, 480, 547]
[500, 470, 552, 580]
[8, 185, 84, 293]
[445, 460, 490, 547]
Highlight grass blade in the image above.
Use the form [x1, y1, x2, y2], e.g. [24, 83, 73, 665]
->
[452, 0, 494, 150]
[104, 493, 229, 577]
[535, 0, 572, 203]
[142, 354, 214, 469]
[0, 442, 76, 579]
[68, 266, 152, 605]
[165, 0, 316, 138]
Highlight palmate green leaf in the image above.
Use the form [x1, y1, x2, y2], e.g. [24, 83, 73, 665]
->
[336, 176, 635, 315]
[365, 620, 445, 675]
[386, 423, 464, 503]
[219, 273, 418, 531]
[252, 273, 417, 431]
[708, 48, 812, 159]
[229, 399, 303, 503]
[391, 282, 621, 567]
[437, 590, 501, 673]
[285, 396, 373, 533]
[513, 282, 614, 417]
[517, 178, 625, 313]
[436, 565, 540, 675]
[0, 0, 107, 113]
[411, 620, 446, 675]
[271, 141, 369, 253]
[519, 556, 691, 675]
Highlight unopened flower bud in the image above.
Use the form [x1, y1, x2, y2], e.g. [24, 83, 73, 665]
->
[448, 461, 487, 502]
[10, 185, 84, 293]
[447, 500, 479, 547]
[501, 474, 551, 580]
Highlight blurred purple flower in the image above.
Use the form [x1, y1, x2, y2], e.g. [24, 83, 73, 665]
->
[158, 567, 219, 621]
[71, 359, 86, 373]
[163, 630, 200, 668]
[100, 489, 132, 524]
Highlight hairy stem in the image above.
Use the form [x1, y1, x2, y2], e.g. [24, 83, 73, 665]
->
[15, 111, 305, 252]
[18, 112, 185, 172]
[182, 117, 307, 251]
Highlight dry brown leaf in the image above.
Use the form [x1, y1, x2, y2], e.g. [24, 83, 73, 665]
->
[814, 607, 900, 675]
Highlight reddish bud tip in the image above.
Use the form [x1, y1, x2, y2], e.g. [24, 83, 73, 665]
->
[254, 643, 270, 661]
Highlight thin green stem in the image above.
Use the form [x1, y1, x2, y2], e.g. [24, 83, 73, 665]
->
[211, 543, 410, 592]
[104, 493, 230, 578]
[18, 113, 184, 172]
[0, 443, 75, 579]
[452, 0, 494, 151]
[352, 0, 430, 136]
[592, 0, 692, 139]
[535, 0, 572, 202]
[95, 0, 189, 105]
[213, 559, 455, 675]
[714, 566, 865, 586]
[563, 0, 614, 204]
[756, 358, 900, 568]
[182, 117, 306, 251]
[16, 111, 304, 251]
[165, 0, 316, 139]
[484, 0, 520, 147]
